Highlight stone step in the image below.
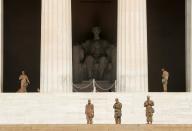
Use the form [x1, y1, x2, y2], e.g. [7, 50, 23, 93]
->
[0, 93, 191, 124]
[0, 124, 191, 131]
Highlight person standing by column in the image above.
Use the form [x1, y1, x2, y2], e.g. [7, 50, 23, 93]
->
[144, 96, 154, 124]
[161, 68, 169, 92]
[85, 99, 94, 124]
[113, 98, 122, 124]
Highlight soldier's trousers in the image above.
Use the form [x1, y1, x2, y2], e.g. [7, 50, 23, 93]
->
[146, 114, 153, 124]
[86, 117, 93, 124]
[115, 117, 121, 124]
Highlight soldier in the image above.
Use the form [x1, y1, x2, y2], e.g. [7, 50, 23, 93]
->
[113, 98, 122, 124]
[85, 99, 94, 124]
[161, 68, 169, 92]
[144, 96, 154, 124]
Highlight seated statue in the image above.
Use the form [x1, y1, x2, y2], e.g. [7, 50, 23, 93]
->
[73, 26, 116, 82]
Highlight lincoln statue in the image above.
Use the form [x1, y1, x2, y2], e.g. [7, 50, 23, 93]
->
[72, 27, 116, 83]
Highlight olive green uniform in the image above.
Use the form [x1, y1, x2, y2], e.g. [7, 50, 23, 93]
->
[113, 102, 122, 124]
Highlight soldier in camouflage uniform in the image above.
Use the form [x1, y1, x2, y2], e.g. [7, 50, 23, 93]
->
[113, 98, 122, 124]
[144, 96, 154, 124]
[85, 99, 94, 124]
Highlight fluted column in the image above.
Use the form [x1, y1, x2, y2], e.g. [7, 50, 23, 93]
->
[186, 0, 192, 92]
[117, 0, 148, 92]
[41, 0, 72, 93]
[0, 0, 2, 92]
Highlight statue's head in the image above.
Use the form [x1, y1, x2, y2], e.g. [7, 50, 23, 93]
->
[21, 70, 25, 75]
[161, 68, 165, 72]
[92, 26, 101, 35]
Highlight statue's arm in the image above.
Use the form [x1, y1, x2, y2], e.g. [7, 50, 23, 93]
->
[26, 76, 30, 84]
[19, 75, 22, 80]
[166, 72, 169, 79]
[161, 73, 164, 78]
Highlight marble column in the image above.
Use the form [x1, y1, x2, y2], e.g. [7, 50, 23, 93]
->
[117, 0, 148, 92]
[41, 0, 73, 93]
[186, 0, 192, 92]
[0, 0, 2, 92]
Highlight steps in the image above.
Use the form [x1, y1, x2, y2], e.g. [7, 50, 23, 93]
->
[0, 93, 191, 124]
[0, 124, 192, 131]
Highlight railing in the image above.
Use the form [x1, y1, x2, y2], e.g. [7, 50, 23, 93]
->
[73, 80, 93, 92]
[73, 79, 116, 92]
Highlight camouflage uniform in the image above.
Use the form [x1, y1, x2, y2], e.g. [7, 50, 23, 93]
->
[144, 99, 154, 124]
[113, 101, 122, 124]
